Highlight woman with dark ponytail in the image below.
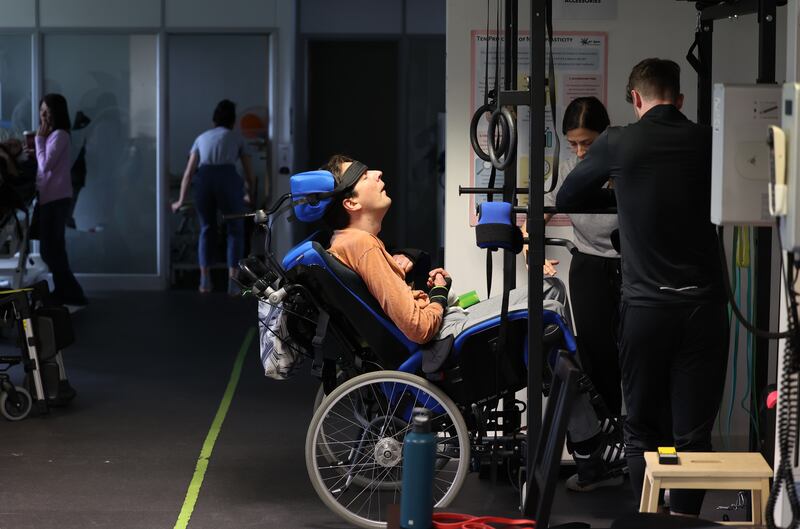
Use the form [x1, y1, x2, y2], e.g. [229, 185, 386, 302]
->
[545, 96, 623, 492]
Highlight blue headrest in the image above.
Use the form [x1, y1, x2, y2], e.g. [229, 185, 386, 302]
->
[289, 161, 369, 223]
[290, 170, 335, 222]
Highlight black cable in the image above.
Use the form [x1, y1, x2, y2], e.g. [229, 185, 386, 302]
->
[485, 0, 490, 108]
[544, 0, 560, 195]
[718, 225, 791, 339]
[495, 0, 501, 103]
[265, 192, 292, 216]
[766, 251, 800, 529]
[469, 0, 499, 163]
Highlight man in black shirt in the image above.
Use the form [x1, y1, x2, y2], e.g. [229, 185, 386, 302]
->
[557, 58, 728, 515]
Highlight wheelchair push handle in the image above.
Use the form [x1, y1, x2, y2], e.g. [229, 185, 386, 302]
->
[222, 210, 269, 225]
[224, 191, 297, 225]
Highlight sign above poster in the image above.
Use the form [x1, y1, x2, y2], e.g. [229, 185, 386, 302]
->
[552, 0, 617, 20]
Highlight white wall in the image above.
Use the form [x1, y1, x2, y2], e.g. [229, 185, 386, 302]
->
[299, 0, 445, 35]
[446, 0, 787, 448]
[40, 0, 161, 27]
[166, 0, 278, 27]
[0, 0, 35, 27]
[300, 0, 402, 34]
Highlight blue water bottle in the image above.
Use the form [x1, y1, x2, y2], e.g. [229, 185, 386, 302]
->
[400, 407, 436, 529]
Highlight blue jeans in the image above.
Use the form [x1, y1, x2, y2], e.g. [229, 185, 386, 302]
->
[193, 164, 246, 268]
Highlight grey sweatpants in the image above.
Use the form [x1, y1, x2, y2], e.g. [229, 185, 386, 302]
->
[438, 277, 600, 443]
[437, 276, 568, 340]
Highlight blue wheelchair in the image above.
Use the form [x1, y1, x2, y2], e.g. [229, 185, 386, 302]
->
[235, 176, 580, 529]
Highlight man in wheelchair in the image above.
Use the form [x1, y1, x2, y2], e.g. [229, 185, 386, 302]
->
[319, 153, 626, 492]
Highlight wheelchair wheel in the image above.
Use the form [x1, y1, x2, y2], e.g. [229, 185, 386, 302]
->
[306, 370, 470, 529]
[1, 386, 33, 421]
[313, 384, 344, 466]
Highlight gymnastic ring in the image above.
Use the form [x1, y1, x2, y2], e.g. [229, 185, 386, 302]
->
[487, 106, 516, 171]
[470, 103, 507, 162]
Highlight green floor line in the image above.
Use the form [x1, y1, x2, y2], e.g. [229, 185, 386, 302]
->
[174, 326, 256, 529]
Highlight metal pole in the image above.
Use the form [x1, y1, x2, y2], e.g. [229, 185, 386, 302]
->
[695, 19, 713, 126]
[754, 0, 778, 454]
[524, 0, 546, 516]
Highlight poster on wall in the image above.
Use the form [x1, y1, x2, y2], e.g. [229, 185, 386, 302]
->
[469, 30, 607, 226]
[552, 0, 617, 20]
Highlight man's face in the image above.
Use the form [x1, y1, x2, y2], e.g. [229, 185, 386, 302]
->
[342, 162, 392, 214]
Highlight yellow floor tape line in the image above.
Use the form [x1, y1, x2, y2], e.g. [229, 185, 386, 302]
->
[174, 326, 256, 529]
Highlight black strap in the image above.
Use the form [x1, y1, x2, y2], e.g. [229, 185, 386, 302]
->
[310, 309, 330, 377]
[544, 0, 560, 195]
[335, 161, 368, 193]
[491, 287, 512, 400]
[483, 0, 491, 107]
[686, 32, 708, 78]
[292, 161, 368, 209]
[321, 359, 337, 395]
[485, 250, 494, 299]
[485, 166, 498, 298]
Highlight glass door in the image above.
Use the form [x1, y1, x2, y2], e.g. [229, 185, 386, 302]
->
[167, 34, 270, 284]
[43, 34, 159, 275]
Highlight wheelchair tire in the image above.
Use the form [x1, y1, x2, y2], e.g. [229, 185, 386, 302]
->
[306, 370, 470, 529]
[1, 386, 32, 421]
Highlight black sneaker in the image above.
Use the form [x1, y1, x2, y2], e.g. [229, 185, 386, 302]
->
[566, 436, 627, 492]
[600, 414, 625, 438]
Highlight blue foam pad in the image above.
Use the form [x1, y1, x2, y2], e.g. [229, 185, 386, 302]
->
[478, 201, 512, 226]
[290, 170, 335, 222]
[476, 201, 521, 251]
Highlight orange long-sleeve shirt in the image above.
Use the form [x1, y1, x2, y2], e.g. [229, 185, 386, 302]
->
[329, 228, 443, 344]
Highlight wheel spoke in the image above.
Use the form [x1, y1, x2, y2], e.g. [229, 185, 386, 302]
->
[307, 372, 469, 528]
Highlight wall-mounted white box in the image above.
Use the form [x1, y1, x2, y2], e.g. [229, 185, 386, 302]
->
[779, 83, 800, 251]
[711, 84, 781, 226]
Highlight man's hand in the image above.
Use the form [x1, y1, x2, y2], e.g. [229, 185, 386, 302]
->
[427, 267, 451, 288]
[427, 267, 452, 309]
[543, 259, 559, 277]
[171, 200, 183, 213]
[392, 254, 414, 274]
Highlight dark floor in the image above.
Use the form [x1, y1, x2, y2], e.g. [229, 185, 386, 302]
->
[0, 291, 748, 529]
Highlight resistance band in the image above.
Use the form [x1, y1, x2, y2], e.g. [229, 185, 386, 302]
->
[433, 512, 536, 528]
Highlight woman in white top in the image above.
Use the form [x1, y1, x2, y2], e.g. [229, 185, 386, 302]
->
[547, 97, 621, 416]
[544, 97, 626, 492]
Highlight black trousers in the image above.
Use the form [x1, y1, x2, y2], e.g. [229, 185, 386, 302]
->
[39, 197, 85, 303]
[619, 302, 728, 515]
[569, 251, 622, 415]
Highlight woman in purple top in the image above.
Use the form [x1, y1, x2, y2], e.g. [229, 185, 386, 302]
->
[35, 93, 86, 306]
